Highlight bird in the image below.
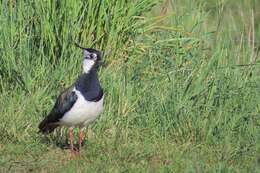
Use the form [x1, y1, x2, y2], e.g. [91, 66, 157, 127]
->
[38, 44, 104, 154]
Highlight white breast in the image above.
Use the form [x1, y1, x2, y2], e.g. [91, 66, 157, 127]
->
[60, 88, 104, 127]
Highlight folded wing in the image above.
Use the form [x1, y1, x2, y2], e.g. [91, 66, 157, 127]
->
[38, 87, 78, 134]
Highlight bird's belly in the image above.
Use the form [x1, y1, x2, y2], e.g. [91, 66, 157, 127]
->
[60, 95, 104, 127]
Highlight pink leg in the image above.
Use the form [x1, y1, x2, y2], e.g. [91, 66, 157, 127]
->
[78, 129, 84, 153]
[69, 127, 74, 153]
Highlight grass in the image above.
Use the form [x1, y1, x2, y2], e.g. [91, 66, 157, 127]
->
[0, 0, 260, 172]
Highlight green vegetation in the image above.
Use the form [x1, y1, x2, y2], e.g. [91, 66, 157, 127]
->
[0, 0, 259, 172]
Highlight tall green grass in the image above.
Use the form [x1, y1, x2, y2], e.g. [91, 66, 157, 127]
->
[0, 0, 259, 172]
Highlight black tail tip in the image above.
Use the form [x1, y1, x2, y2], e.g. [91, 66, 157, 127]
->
[38, 124, 57, 134]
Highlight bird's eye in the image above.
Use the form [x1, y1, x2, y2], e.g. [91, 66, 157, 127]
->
[90, 54, 97, 60]
[85, 55, 91, 59]
[85, 54, 97, 60]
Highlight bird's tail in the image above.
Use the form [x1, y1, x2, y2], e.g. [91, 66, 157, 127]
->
[38, 117, 58, 134]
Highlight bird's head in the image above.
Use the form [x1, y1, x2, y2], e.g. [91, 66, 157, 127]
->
[75, 43, 102, 73]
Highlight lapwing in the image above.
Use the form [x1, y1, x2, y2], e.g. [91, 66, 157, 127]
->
[38, 44, 104, 153]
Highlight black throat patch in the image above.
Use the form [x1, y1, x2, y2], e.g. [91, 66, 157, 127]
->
[75, 69, 103, 102]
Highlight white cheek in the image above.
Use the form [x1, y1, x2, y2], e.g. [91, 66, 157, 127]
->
[83, 59, 95, 73]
